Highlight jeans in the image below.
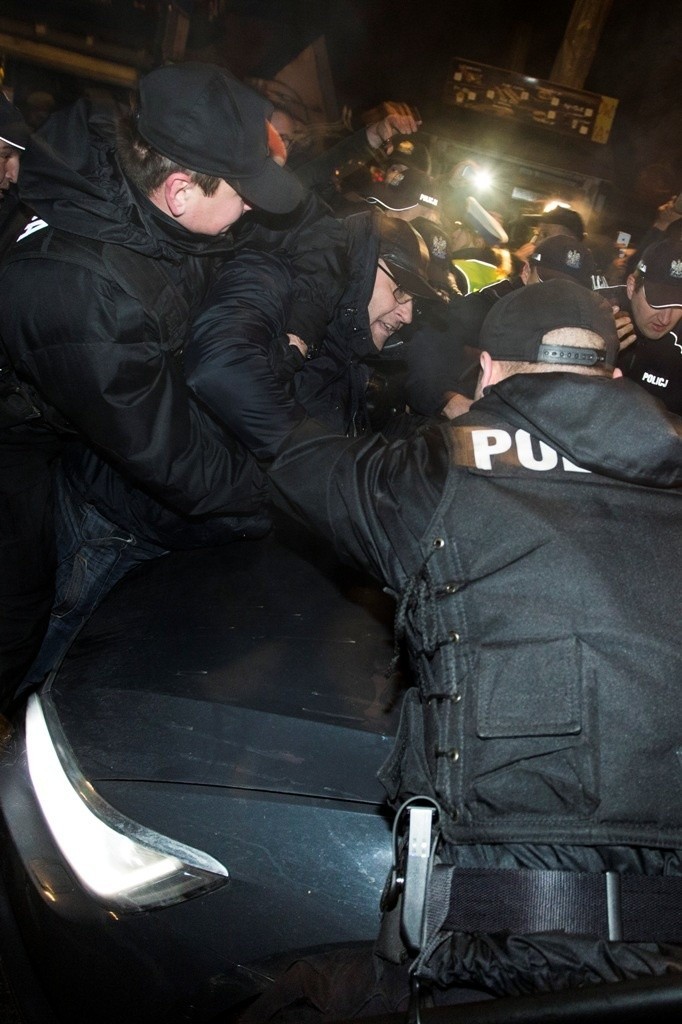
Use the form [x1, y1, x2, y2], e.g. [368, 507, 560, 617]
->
[22, 466, 167, 688]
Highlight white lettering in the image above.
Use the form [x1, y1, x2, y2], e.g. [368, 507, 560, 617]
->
[469, 428, 592, 474]
[515, 429, 558, 471]
[471, 429, 513, 470]
[562, 457, 591, 474]
[16, 217, 49, 243]
[642, 372, 669, 388]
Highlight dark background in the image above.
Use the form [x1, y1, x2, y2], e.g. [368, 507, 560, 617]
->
[2, 1, 681, 232]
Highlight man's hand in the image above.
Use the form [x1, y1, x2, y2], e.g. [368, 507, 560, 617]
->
[365, 102, 421, 154]
[612, 307, 637, 352]
[269, 334, 307, 382]
[442, 392, 473, 419]
[287, 333, 308, 359]
[653, 197, 682, 231]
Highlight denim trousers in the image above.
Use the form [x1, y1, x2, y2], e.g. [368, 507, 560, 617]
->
[22, 465, 167, 688]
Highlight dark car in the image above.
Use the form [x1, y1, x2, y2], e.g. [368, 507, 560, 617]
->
[0, 520, 405, 1023]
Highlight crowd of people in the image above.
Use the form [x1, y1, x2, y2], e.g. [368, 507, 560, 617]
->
[1, 62, 681, 1019]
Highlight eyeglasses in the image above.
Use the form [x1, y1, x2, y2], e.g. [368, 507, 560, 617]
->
[378, 263, 414, 305]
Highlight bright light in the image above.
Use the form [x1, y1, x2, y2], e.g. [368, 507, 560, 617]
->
[25, 694, 229, 911]
[471, 168, 494, 192]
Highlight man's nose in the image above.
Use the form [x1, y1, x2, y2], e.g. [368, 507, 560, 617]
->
[658, 305, 673, 325]
[2, 157, 19, 185]
[396, 299, 413, 325]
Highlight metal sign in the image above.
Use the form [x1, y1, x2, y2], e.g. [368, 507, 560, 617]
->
[444, 59, 618, 144]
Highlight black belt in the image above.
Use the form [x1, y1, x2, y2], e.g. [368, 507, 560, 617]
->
[428, 866, 682, 942]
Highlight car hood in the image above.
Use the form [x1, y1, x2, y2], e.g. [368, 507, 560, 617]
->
[46, 519, 404, 806]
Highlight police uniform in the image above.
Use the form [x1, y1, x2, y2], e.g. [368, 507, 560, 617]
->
[269, 281, 682, 1001]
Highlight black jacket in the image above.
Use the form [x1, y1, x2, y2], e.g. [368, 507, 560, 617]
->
[268, 373, 682, 989]
[184, 249, 303, 463]
[0, 97, 266, 520]
[233, 190, 348, 348]
[269, 374, 682, 853]
[292, 210, 390, 436]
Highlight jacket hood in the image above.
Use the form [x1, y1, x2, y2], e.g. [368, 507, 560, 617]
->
[475, 373, 682, 488]
[18, 97, 232, 261]
[335, 211, 382, 359]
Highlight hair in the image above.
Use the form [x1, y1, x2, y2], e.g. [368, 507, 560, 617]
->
[494, 359, 610, 380]
[630, 270, 646, 292]
[115, 108, 222, 197]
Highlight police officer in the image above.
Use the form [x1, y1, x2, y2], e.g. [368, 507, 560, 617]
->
[598, 238, 682, 414]
[265, 279, 682, 1014]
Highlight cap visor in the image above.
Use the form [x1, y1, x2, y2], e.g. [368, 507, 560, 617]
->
[536, 266, 591, 287]
[644, 282, 682, 309]
[383, 258, 444, 302]
[232, 159, 303, 214]
[0, 132, 27, 151]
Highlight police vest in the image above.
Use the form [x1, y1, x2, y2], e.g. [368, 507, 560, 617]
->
[379, 419, 682, 852]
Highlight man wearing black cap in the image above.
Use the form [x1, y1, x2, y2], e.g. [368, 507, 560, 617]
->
[185, 211, 442, 450]
[527, 233, 596, 288]
[0, 62, 304, 704]
[264, 279, 682, 1015]
[360, 168, 459, 300]
[598, 238, 682, 414]
[515, 205, 586, 264]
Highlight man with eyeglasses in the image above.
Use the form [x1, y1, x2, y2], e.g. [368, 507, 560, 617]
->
[289, 211, 442, 437]
[182, 210, 443, 454]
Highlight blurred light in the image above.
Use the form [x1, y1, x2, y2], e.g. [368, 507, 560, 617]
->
[471, 168, 494, 192]
[543, 200, 572, 213]
[25, 693, 229, 911]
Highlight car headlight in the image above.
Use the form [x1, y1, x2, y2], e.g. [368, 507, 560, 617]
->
[25, 692, 229, 912]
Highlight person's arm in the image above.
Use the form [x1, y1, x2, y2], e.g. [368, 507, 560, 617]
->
[185, 250, 307, 461]
[1, 261, 266, 517]
[267, 418, 449, 584]
[234, 191, 349, 353]
[295, 105, 421, 194]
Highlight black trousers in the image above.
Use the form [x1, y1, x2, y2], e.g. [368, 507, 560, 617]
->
[0, 430, 60, 710]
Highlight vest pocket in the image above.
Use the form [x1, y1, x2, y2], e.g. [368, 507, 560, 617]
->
[470, 637, 598, 820]
[477, 637, 582, 738]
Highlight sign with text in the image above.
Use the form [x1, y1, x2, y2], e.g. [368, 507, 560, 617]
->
[444, 59, 618, 144]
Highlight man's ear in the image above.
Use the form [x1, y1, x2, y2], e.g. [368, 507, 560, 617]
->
[164, 172, 194, 217]
[625, 273, 636, 300]
[479, 350, 495, 390]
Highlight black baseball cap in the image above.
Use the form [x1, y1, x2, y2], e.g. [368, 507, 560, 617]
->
[136, 62, 303, 214]
[635, 239, 682, 309]
[411, 216, 455, 293]
[529, 235, 596, 287]
[376, 215, 443, 301]
[537, 207, 585, 239]
[0, 94, 30, 150]
[364, 166, 440, 212]
[480, 278, 619, 367]
[387, 137, 432, 173]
